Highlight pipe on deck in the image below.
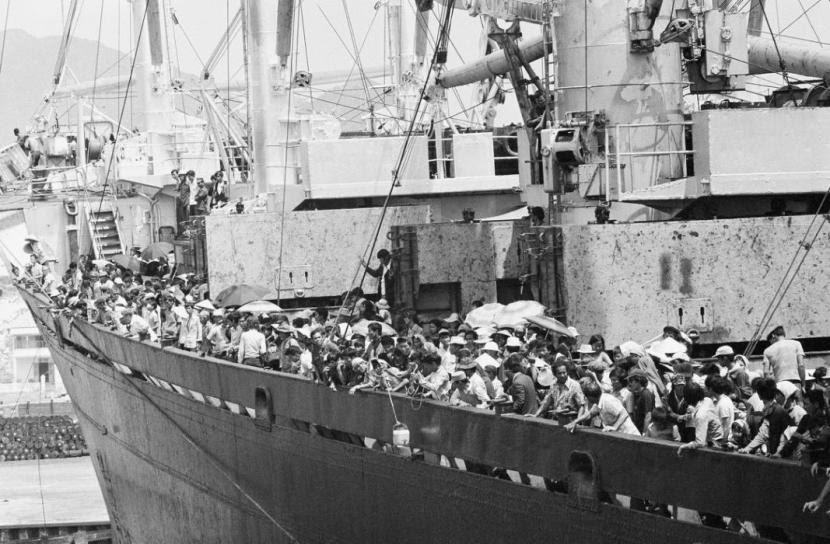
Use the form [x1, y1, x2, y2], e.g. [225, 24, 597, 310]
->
[748, 36, 830, 79]
[437, 36, 549, 89]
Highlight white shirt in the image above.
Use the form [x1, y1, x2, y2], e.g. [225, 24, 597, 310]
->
[715, 394, 735, 443]
[468, 373, 491, 408]
[178, 312, 203, 349]
[237, 329, 267, 362]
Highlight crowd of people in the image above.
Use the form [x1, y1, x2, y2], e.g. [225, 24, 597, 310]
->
[14, 244, 830, 527]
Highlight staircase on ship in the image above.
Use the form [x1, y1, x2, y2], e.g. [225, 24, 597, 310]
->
[85, 205, 124, 259]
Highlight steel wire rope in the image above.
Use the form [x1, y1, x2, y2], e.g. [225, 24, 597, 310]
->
[330, 1, 454, 330]
[275, 0, 303, 304]
[0, 0, 12, 76]
[342, 0, 374, 112]
[298, 0, 313, 110]
[317, 6, 398, 131]
[168, 6, 189, 128]
[85, 0, 106, 165]
[757, 0, 796, 101]
[743, 187, 830, 356]
[58, 323, 299, 543]
[795, 0, 823, 45]
[412, 0, 471, 124]
[227, 0, 232, 175]
[749, 212, 829, 352]
[327, 6, 379, 111]
[93, 1, 150, 219]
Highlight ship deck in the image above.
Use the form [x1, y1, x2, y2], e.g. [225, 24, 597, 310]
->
[0, 457, 109, 528]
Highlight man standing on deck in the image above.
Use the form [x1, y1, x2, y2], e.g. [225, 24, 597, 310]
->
[174, 170, 189, 234]
[360, 249, 395, 306]
[763, 326, 806, 391]
[505, 355, 538, 415]
[238, 318, 267, 367]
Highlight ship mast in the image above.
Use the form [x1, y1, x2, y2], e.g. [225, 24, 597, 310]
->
[130, 0, 179, 175]
[244, 0, 295, 194]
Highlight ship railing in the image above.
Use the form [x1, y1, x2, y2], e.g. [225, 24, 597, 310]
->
[21, 285, 828, 541]
[429, 131, 519, 179]
[603, 120, 694, 200]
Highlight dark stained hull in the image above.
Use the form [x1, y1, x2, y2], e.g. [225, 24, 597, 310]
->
[18, 288, 829, 543]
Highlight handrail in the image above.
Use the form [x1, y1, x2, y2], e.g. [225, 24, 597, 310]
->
[605, 121, 694, 199]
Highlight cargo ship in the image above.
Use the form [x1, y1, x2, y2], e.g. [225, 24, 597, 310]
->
[6, 0, 830, 542]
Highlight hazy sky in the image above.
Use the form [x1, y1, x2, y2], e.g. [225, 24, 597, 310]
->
[1, 1, 486, 85]
[4, 1, 827, 77]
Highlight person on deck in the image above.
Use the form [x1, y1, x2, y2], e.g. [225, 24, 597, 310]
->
[360, 249, 395, 305]
[531, 361, 585, 423]
[178, 301, 202, 351]
[505, 355, 538, 415]
[238, 318, 267, 367]
[763, 326, 806, 391]
[565, 382, 640, 435]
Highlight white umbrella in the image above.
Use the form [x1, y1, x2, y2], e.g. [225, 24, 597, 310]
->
[525, 315, 574, 337]
[350, 319, 397, 337]
[464, 302, 505, 328]
[92, 259, 111, 269]
[648, 337, 688, 357]
[237, 300, 283, 314]
[493, 300, 546, 328]
[195, 299, 216, 311]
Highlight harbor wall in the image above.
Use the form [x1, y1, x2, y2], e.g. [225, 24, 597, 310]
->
[562, 215, 830, 346]
[206, 206, 430, 299]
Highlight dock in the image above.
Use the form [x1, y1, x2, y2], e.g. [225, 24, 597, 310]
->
[0, 457, 110, 542]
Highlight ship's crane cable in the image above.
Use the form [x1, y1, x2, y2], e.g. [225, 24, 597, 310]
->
[743, 187, 830, 357]
[86, 0, 105, 165]
[0, 0, 12, 76]
[342, 0, 374, 113]
[93, 1, 150, 219]
[332, 1, 454, 328]
[58, 324, 299, 543]
[276, 0, 302, 303]
[757, 0, 797, 103]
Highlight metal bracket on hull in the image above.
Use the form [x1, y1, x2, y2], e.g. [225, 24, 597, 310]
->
[567, 450, 600, 512]
[254, 386, 275, 431]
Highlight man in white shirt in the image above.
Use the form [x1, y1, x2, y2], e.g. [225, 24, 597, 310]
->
[238, 318, 267, 367]
[763, 325, 806, 390]
[119, 308, 157, 343]
[178, 302, 202, 351]
[415, 354, 451, 400]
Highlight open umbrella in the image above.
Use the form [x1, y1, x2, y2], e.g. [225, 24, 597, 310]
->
[492, 300, 546, 328]
[194, 299, 216, 312]
[92, 259, 112, 269]
[111, 254, 142, 273]
[237, 300, 283, 314]
[464, 302, 505, 328]
[525, 315, 574, 338]
[350, 319, 397, 337]
[214, 284, 276, 307]
[141, 242, 174, 261]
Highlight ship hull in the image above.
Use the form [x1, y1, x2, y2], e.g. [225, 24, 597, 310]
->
[19, 289, 829, 543]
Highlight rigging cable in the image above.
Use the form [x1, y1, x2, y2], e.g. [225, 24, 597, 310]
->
[86, 0, 106, 165]
[757, 0, 796, 103]
[333, 1, 455, 324]
[298, 0, 313, 110]
[275, 0, 302, 304]
[743, 187, 830, 357]
[0, 0, 12, 76]
[93, 1, 150, 219]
